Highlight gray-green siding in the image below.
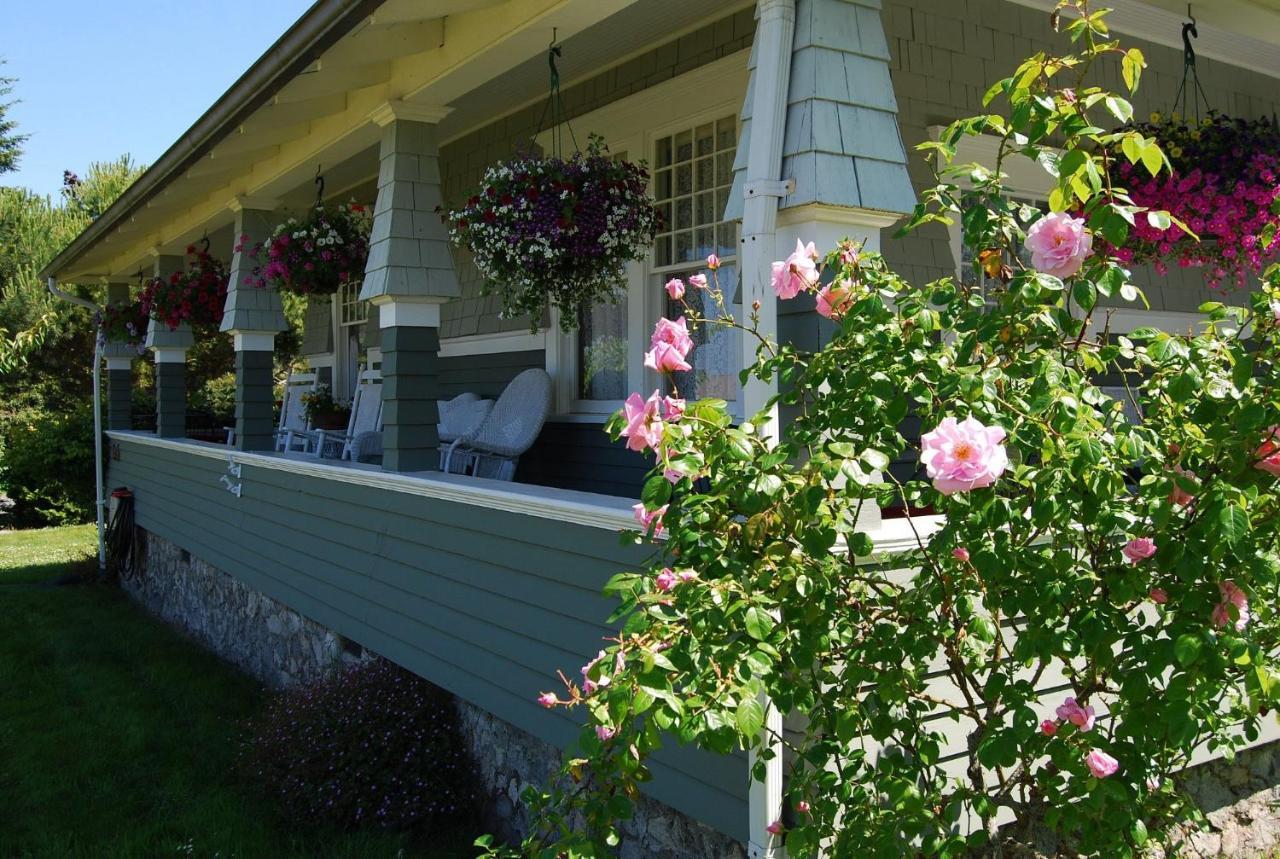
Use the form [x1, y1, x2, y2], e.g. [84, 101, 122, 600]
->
[108, 435, 748, 840]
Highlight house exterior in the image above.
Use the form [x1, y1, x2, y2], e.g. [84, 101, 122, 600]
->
[41, 0, 1280, 853]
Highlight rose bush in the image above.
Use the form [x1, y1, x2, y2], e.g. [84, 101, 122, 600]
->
[482, 4, 1280, 857]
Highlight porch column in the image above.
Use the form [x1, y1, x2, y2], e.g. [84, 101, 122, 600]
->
[360, 101, 457, 473]
[221, 198, 287, 451]
[144, 253, 192, 438]
[102, 280, 135, 430]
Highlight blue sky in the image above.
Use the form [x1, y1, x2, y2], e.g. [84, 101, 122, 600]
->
[3, 1, 314, 197]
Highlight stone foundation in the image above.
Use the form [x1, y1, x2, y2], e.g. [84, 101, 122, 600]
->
[125, 529, 744, 857]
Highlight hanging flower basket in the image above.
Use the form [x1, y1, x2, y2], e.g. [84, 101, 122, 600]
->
[96, 298, 149, 351]
[248, 202, 371, 297]
[442, 134, 660, 330]
[139, 243, 229, 332]
[1106, 111, 1280, 287]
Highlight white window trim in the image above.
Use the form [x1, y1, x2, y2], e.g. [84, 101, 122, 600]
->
[533, 52, 749, 419]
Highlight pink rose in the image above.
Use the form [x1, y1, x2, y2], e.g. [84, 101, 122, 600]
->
[771, 238, 819, 299]
[952, 547, 970, 563]
[1271, 299, 1280, 322]
[1212, 580, 1250, 631]
[537, 692, 557, 708]
[651, 315, 694, 354]
[1255, 427, 1280, 477]
[663, 467, 683, 484]
[766, 820, 784, 836]
[664, 278, 686, 300]
[1025, 212, 1093, 278]
[620, 391, 665, 453]
[688, 274, 708, 290]
[1085, 749, 1119, 778]
[633, 503, 667, 535]
[815, 278, 855, 319]
[1055, 696, 1096, 732]
[662, 396, 685, 421]
[1122, 537, 1157, 563]
[1040, 719, 1058, 736]
[796, 800, 810, 814]
[655, 568, 678, 592]
[581, 678, 598, 695]
[920, 416, 1009, 495]
[595, 724, 617, 741]
[645, 341, 693, 373]
[706, 253, 720, 271]
[677, 570, 697, 583]
[1149, 587, 1169, 604]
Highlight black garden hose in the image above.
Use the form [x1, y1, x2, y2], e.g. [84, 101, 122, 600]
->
[104, 488, 135, 582]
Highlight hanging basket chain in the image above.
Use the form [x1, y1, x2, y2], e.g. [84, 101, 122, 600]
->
[314, 164, 326, 208]
[531, 29, 579, 156]
[1170, 6, 1211, 123]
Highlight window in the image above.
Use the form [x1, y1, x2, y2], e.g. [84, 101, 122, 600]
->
[335, 280, 369, 401]
[953, 197, 1047, 302]
[651, 116, 740, 404]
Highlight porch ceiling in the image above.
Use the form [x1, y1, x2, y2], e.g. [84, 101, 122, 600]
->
[43, 0, 646, 284]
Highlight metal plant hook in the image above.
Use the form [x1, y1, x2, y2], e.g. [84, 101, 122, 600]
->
[199, 233, 210, 254]
[1171, 4, 1210, 123]
[531, 27, 578, 158]
[314, 164, 325, 207]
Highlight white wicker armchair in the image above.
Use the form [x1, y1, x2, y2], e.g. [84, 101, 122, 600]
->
[312, 369, 382, 461]
[437, 393, 494, 470]
[442, 369, 552, 480]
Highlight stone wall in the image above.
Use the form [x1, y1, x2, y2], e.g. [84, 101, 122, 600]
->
[124, 528, 744, 858]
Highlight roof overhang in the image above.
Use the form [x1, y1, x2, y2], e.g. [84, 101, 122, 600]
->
[42, 0, 644, 282]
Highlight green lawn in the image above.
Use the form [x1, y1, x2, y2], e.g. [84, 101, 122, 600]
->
[0, 525, 478, 858]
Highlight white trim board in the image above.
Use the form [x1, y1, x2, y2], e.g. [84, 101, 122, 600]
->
[438, 330, 546, 358]
[108, 431, 637, 533]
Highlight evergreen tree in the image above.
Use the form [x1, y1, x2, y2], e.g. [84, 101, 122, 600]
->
[0, 61, 28, 175]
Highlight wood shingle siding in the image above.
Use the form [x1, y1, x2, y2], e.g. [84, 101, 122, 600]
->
[108, 434, 748, 840]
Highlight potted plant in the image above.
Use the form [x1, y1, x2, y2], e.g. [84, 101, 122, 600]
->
[442, 134, 659, 330]
[299, 383, 351, 430]
[247, 202, 371, 296]
[96, 298, 149, 352]
[1105, 111, 1280, 286]
[139, 242, 229, 332]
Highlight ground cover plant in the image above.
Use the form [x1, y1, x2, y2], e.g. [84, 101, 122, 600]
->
[490, 4, 1280, 856]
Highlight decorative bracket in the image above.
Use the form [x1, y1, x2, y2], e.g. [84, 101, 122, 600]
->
[221, 456, 243, 497]
[744, 178, 796, 199]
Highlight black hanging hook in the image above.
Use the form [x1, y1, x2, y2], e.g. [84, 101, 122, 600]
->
[199, 233, 210, 254]
[1182, 5, 1198, 69]
[314, 164, 325, 207]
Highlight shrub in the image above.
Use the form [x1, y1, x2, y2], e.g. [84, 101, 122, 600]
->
[0, 403, 95, 527]
[239, 659, 476, 833]
[491, 5, 1280, 857]
[188, 372, 237, 425]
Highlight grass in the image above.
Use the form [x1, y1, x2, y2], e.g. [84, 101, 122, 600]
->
[0, 525, 479, 858]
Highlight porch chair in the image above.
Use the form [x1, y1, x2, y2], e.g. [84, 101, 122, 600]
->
[437, 393, 495, 470]
[442, 369, 553, 481]
[312, 368, 383, 461]
[225, 371, 317, 450]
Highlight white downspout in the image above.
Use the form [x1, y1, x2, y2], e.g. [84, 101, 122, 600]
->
[740, 0, 794, 856]
[46, 277, 107, 574]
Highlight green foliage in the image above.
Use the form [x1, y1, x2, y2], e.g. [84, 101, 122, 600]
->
[189, 372, 238, 424]
[489, 4, 1280, 856]
[0, 62, 27, 175]
[0, 403, 95, 527]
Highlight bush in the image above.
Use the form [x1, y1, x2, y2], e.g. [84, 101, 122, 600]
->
[0, 403, 95, 527]
[239, 659, 476, 833]
[189, 372, 236, 425]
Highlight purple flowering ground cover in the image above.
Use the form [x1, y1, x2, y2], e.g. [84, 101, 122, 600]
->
[0, 525, 478, 857]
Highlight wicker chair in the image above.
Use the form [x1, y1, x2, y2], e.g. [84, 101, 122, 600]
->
[437, 393, 494, 470]
[225, 371, 317, 451]
[312, 368, 382, 461]
[442, 369, 552, 480]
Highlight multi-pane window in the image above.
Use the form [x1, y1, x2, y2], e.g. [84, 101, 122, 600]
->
[577, 153, 632, 402]
[338, 280, 368, 327]
[653, 116, 740, 404]
[955, 197, 1046, 303]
